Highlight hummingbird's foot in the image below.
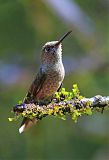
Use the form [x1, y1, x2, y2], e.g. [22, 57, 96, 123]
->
[34, 98, 52, 106]
[57, 83, 63, 92]
[40, 100, 51, 106]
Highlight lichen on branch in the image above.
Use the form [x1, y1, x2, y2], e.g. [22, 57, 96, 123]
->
[9, 84, 109, 123]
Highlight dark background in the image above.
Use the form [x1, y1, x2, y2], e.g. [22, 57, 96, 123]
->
[0, 0, 109, 160]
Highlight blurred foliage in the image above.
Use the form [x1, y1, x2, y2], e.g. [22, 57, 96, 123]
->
[0, 0, 109, 160]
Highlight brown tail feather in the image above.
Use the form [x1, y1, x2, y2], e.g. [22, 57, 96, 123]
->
[19, 118, 37, 133]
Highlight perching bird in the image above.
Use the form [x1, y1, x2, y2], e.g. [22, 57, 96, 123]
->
[19, 31, 72, 133]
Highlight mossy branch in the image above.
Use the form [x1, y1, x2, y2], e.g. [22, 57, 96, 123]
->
[9, 84, 109, 122]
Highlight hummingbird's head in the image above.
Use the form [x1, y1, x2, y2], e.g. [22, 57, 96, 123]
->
[41, 31, 72, 65]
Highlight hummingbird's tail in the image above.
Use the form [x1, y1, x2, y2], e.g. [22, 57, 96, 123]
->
[19, 118, 37, 134]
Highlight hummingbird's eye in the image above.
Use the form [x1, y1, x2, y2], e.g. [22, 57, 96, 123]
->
[45, 47, 51, 52]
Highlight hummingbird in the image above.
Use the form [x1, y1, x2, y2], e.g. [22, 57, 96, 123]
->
[19, 31, 72, 133]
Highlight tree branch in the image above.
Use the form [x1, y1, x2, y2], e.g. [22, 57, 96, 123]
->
[9, 84, 109, 122]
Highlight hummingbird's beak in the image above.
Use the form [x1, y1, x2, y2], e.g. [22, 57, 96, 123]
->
[55, 30, 72, 47]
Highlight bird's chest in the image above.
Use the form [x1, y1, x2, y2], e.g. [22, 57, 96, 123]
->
[37, 65, 65, 99]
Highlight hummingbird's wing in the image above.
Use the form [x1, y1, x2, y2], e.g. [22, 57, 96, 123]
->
[19, 68, 47, 134]
[24, 68, 47, 103]
[19, 68, 63, 133]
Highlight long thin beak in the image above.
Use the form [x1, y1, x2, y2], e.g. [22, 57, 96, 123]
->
[55, 30, 72, 46]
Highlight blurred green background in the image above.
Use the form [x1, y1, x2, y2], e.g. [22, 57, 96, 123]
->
[0, 0, 109, 159]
